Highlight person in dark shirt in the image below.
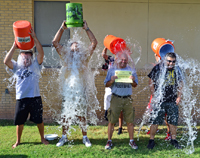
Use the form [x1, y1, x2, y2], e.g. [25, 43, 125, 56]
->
[147, 52, 183, 149]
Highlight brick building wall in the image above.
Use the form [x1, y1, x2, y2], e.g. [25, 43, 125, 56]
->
[0, 0, 150, 124]
[1, 0, 200, 125]
[0, 0, 33, 119]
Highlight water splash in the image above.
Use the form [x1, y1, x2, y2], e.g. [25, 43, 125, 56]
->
[137, 53, 200, 154]
[45, 27, 101, 138]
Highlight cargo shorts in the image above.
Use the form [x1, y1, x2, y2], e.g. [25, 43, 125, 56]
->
[107, 95, 135, 124]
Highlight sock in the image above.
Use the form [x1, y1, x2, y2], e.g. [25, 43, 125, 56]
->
[62, 134, 67, 138]
[108, 139, 112, 142]
[83, 135, 87, 139]
[130, 139, 134, 142]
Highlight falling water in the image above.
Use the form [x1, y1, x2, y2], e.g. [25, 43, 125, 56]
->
[137, 53, 200, 154]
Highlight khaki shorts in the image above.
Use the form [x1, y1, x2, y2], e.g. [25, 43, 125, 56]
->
[107, 95, 135, 124]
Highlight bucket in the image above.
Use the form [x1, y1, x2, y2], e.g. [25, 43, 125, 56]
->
[104, 35, 127, 55]
[66, 3, 83, 27]
[13, 20, 34, 50]
[151, 38, 175, 60]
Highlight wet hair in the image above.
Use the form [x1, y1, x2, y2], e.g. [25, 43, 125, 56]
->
[70, 42, 78, 46]
[20, 50, 33, 56]
[165, 52, 176, 59]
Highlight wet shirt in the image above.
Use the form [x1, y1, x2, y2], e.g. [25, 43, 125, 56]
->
[104, 66, 138, 96]
[148, 64, 183, 102]
[11, 58, 42, 99]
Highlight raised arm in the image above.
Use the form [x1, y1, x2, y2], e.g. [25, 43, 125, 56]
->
[102, 47, 108, 60]
[29, 28, 44, 65]
[52, 21, 68, 55]
[83, 20, 98, 56]
[4, 42, 18, 69]
[149, 78, 155, 97]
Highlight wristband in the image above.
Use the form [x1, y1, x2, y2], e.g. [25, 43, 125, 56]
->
[60, 26, 65, 31]
[85, 27, 90, 31]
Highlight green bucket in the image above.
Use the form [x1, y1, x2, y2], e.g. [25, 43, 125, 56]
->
[66, 3, 83, 27]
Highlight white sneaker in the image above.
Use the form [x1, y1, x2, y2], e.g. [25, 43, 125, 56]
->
[83, 137, 92, 147]
[56, 137, 68, 147]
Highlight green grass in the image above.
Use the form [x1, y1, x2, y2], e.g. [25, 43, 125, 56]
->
[0, 120, 200, 158]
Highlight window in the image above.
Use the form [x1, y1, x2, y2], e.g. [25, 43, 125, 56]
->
[34, 1, 70, 67]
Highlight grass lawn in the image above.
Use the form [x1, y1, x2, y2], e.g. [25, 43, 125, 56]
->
[0, 120, 200, 158]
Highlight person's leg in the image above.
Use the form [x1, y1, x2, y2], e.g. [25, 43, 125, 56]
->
[13, 99, 30, 148]
[78, 116, 87, 136]
[164, 115, 171, 141]
[78, 116, 92, 147]
[56, 116, 68, 147]
[29, 97, 49, 145]
[37, 123, 49, 145]
[108, 122, 115, 140]
[169, 124, 177, 140]
[165, 117, 170, 133]
[127, 122, 138, 149]
[105, 95, 121, 149]
[12, 125, 24, 148]
[127, 123, 134, 140]
[105, 122, 115, 149]
[119, 111, 123, 128]
[147, 124, 158, 149]
[169, 124, 182, 149]
[150, 124, 158, 139]
[118, 111, 123, 135]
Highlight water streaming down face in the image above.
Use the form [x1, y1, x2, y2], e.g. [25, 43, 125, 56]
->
[137, 53, 200, 154]
[113, 38, 142, 74]
[3, 52, 36, 90]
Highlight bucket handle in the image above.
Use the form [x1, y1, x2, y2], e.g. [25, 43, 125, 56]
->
[166, 39, 174, 43]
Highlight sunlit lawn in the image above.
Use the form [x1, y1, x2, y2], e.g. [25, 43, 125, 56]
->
[0, 120, 200, 158]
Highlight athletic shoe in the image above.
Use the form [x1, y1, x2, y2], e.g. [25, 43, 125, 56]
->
[170, 139, 182, 149]
[129, 141, 138, 149]
[117, 128, 122, 135]
[56, 137, 68, 147]
[165, 132, 171, 141]
[83, 137, 92, 147]
[147, 139, 155, 149]
[105, 140, 113, 149]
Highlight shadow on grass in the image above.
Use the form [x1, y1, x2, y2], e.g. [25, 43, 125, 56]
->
[0, 155, 28, 158]
[0, 119, 59, 126]
[45, 134, 200, 156]
[20, 142, 42, 145]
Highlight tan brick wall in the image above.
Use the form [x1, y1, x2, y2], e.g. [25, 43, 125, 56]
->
[0, 0, 33, 119]
[1, 0, 200, 126]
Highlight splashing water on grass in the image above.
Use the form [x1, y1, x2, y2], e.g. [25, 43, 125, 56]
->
[137, 54, 200, 154]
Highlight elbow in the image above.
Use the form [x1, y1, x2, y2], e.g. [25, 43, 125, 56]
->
[52, 40, 57, 47]
[93, 40, 98, 48]
[95, 40, 98, 46]
[4, 59, 8, 65]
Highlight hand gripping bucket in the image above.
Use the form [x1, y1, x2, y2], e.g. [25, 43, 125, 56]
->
[151, 38, 175, 60]
[66, 3, 83, 27]
[13, 20, 34, 50]
[104, 35, 127, 55]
